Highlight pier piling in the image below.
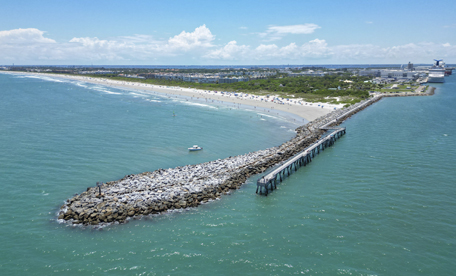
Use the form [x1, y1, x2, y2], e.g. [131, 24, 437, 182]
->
[256, 127, 346, 195]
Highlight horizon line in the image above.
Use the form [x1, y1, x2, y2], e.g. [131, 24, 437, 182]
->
[2, 63, 450, 67]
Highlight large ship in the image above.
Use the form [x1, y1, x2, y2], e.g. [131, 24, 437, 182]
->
[427, 59, 445, 83]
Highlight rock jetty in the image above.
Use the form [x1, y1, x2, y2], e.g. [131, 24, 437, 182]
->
[56, 95, 396, 226]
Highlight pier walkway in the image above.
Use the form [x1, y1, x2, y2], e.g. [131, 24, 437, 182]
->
[256, 127, 346, 195]
[319, 97, 377, 129]
[254, 95, 384, 195]
[255, 96, 387, 195]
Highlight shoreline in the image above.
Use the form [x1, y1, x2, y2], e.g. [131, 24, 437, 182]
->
[2, 70, 436, 227]
[1, 71, 341, 122]
[55, 81, 433, 227]
[57, 95, 385, 227]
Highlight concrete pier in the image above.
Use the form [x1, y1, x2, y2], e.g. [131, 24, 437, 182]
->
[256, 127, 345, 195]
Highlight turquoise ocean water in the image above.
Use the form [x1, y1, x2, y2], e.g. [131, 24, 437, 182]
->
[0, 73, 455, 275]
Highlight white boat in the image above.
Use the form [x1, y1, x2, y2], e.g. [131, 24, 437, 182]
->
[188, 145, 203, 151]
[428, 59, 445, 83]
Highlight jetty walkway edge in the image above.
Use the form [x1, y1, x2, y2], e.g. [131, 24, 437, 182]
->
[57, 90, 432, 226]
[256, 127, 346, 195]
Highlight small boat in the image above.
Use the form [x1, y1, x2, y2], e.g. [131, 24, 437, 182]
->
[188, 145, 203, 151]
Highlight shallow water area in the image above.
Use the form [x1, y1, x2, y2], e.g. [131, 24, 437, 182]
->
[1, 72, 455, 275]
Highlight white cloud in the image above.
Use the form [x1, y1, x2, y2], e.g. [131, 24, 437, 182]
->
[366, 21, 373, 24]
[204, 39, 456, 63]
[206, 39, 331, 61]
[0, 26, 216, 63]
[0, 28, 56, 45]
[268, 24, 321, 35]
[258, 32, 282, 42]
[0, 28, 58, 62]
[69, 37, 110, 47]
[204, 40, 250, 60]
[300, 39, 331, 57]
[259, 24, 321, 41]
[117, 34, 159, 44]
[167, 24, 215, 50]
[239, 26, 248, 30]
[1, 25, 456, 64]
[67, 37, 130, 60]
[279, 42, 299, 56]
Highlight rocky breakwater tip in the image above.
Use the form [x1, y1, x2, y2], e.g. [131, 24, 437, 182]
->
[58, 147, 282, 226]
[58, 96, 380, 227]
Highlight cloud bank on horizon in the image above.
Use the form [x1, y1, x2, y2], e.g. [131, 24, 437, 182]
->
[1, 24, 455, 65]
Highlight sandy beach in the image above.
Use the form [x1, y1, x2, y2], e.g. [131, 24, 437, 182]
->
[3, 72, 344, 122]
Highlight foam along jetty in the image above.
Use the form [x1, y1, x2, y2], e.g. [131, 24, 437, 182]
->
[57, 94, 392, 226]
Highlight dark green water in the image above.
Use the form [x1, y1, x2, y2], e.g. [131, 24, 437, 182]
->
[0, 73, 455, 275]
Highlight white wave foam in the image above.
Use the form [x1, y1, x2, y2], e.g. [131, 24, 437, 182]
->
[92, 88, 122, 95]
[129, 92, 149, 98]
[182, 101, 218, 109]
[15, 74, 66, 83]
[100, 90, 122, 95]
[76, 83, 88, 88]
[257, 113, 277, 119]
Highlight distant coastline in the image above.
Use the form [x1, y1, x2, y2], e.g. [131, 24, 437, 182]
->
[1, 71, 341, 122]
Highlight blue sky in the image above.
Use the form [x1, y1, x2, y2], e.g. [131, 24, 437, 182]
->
[1, 0, 455, 65]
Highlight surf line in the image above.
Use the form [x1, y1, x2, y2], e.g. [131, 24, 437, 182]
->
[57, 91, 430, 226]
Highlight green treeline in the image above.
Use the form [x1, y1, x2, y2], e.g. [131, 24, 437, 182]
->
[76, 73, 374, 104]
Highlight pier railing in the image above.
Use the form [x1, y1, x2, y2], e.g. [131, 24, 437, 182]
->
[318, 97, 377, 130]
[255, 95, 390, 195]
[256, 90, 435, 195]
[256, 127, 346, 195]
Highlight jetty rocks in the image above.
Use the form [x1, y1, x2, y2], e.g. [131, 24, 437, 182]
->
[57, 94, 395, 226]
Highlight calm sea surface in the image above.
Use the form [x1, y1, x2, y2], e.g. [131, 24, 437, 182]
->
[0, 73, 455, 275]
